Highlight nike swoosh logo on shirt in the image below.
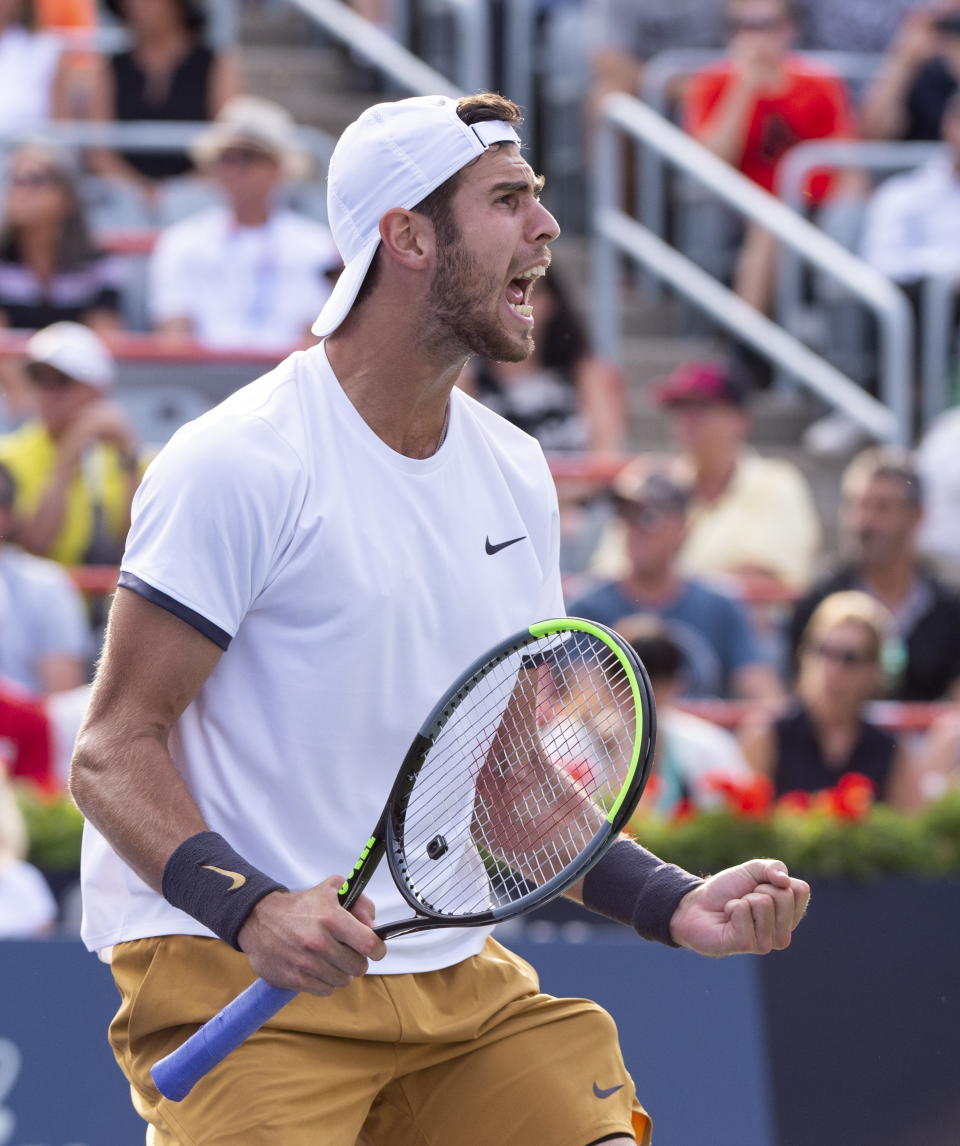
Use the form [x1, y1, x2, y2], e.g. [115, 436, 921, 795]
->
[593, 1082, 625, 1100]
[485, 535, 526, 555]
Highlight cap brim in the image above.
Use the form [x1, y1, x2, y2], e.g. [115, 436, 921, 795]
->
[311, 235, 380, 338]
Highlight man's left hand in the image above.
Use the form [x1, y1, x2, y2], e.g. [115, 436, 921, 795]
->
[669, 860, 810, 956]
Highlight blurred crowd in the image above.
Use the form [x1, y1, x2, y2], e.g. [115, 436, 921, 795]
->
[7, 0, 960, 934]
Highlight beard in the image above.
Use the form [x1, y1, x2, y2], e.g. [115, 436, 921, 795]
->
[423, 214, 534, 363]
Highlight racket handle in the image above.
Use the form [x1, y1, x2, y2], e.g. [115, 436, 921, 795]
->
[151, 978, 296, 1101]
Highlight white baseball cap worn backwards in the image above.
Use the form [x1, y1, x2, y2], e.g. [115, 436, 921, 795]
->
[312, 94, 522, 338]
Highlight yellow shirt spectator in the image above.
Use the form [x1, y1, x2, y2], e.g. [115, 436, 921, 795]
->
[0, 421, 133, 565]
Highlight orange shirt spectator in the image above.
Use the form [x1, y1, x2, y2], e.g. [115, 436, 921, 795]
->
[685, 57, 854, 204]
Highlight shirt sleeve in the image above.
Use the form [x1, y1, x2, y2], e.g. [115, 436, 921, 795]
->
[119, 414, 304, 647]
[859, 178, 927, 282]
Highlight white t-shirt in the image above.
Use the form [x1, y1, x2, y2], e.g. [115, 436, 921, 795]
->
[148, 206, 339, 352]
[80, 342, 564, 973]
[0, 28, 61, 134]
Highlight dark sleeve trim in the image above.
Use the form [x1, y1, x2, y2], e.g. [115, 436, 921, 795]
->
[117, 571, 232, 650]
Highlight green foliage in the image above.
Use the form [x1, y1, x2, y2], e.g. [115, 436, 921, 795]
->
[15, 784, 85, 871]
[631, 793, 960, 881]
[15, 781, 960, 882]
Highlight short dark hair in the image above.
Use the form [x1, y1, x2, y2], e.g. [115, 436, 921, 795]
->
[353, 93, 524, 308]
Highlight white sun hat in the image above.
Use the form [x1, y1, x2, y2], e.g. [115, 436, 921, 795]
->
[190, 95, 311, 181]
[311, 94, 521, 339]
[24, 322, 115, 390]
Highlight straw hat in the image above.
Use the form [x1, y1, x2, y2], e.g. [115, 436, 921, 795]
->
[190, 96, 311, 181]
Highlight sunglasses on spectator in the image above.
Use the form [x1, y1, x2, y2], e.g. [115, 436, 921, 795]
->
[10, 170, 61, 188]
[215, 147, 276, 167]
[806, 641, 875, 668]
[618, 502, 677, 529]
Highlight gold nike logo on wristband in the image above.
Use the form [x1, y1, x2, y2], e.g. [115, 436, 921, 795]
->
[201, 865, 247, 891]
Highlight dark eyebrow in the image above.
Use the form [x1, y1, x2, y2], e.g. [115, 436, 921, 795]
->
[490, 174, 546, 196]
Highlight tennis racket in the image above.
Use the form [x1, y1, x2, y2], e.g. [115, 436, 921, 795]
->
[151, 616, 655, 1101]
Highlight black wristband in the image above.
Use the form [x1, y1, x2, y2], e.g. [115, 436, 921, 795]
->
[161, 831, 288, 950]
[581, 839, 704, 946]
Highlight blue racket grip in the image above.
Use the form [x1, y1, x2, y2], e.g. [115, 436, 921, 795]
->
[150, 978, 296, 1101]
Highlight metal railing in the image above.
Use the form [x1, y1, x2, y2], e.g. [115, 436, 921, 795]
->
[291, 0, 461, 97]
[387, 0, 490, 95]
[591, 93, 913, 444]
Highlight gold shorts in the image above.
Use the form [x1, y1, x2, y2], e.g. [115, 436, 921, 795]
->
[108, 934, 651, 1146]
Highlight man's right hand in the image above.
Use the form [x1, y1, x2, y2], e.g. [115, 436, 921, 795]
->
[236, 874, 387, 995]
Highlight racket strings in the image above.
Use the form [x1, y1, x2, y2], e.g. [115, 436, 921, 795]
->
[394, 631, 641, 918]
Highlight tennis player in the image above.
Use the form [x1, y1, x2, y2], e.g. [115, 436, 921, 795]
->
[71, 93, 810, 1146]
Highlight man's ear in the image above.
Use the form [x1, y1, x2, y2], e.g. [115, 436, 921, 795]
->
[379, 208, 435, 271]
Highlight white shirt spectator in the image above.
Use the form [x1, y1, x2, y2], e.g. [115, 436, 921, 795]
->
[148, 206, 339, 352]
[0, 546, 92, 696]
[917, 407, 960, 573]
[860, 156, 960, 282]
[0, 26, 62, 134]
[653, 706, 754, 817]
[0, 858, 57, 936]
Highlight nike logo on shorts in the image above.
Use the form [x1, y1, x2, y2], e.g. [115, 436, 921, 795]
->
[485, 534, 526, 555]
[593, 1082, 625, 1100]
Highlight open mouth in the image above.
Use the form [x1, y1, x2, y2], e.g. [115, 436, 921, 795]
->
[505, 264, 546, 319]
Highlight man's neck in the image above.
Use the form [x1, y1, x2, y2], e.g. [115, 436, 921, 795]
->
[620, 567, 681, 607]
[692, 451, 739, 501]
[858, 554, 919, 609]
[231, 202, 272, 228]
[324, 310, 467, 459]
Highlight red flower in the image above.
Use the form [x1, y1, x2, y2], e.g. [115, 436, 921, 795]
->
[827, 772, 875, 821]
[672, 795, 696, 823]
[704, 773, 773, 818]
[777, 790, 813, 814]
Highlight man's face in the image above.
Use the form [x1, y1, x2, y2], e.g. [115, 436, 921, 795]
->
[424, 143, 560, 363]
[842, 474, 920, 569]
[620, 501, 687, 579]
[726, 0, 794, 58]
[213, 145, 283, 212]
[664, 398, 748, 457]
[25, 364, 100, 438]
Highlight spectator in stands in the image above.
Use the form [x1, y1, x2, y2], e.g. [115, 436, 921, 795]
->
[593, 361, 822, 594]
[0, 461, 90, 694]
[0, 141, 125, 335]
[861, 0, 960, 141]
[0, 0, 72, 135]
[860, 91, 960, 282]
[683, 0, 855, 312]
[616, 612, 755, 817]
[148, 95, 339, 352]
[0, 761, 58, 935]
[0, 321, 140, 566]
[86, 0, 242, 194]
[742, 590, 923, 808]
[570, 463, 784, 702]
[789, 446, 960, 700]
